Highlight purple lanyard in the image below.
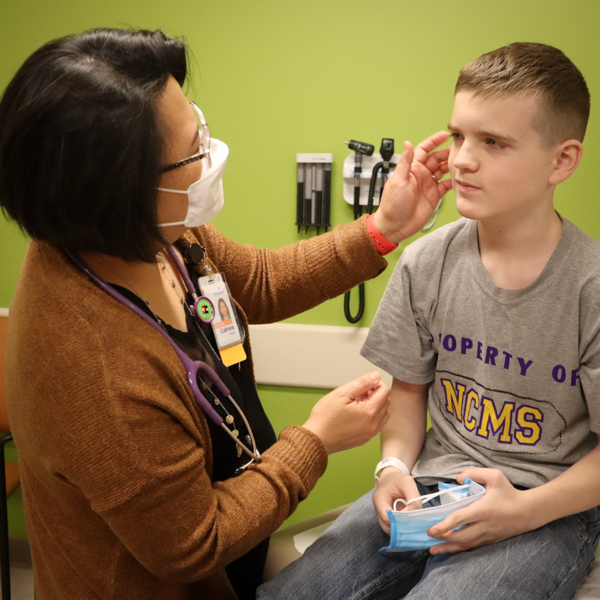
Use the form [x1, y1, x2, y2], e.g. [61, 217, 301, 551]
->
[65, 250, 228, 426]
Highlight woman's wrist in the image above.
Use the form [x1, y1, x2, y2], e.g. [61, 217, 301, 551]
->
[366, 214, 400, 255]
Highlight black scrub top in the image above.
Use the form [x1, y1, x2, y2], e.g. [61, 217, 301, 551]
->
[114, 284, 277, 600]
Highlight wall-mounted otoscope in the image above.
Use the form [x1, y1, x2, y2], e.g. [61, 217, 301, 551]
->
[345, 140, 374, 221]
[367, 138, 396, 214]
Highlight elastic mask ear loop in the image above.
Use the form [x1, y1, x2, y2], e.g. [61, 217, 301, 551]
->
[157, 187, 188, 195]
[157, 218, 186, 228]
[156, 186, 189, 228]
[393, 483, 470, 511]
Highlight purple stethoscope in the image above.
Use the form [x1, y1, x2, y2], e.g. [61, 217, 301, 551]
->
[66, 248, 261, 472]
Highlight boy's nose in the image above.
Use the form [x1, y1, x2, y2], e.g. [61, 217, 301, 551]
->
[452, 143, 478, 172]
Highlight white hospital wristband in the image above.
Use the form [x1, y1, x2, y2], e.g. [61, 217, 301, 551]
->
[374, 457, 411, 486]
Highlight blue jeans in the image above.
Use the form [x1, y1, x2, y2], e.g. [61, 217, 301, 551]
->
[257, 487, 600, 600]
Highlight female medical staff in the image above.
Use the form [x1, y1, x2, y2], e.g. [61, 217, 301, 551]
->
[0, 28, 450, 600]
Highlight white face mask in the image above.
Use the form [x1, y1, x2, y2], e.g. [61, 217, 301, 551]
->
[157, 138, 229, 228]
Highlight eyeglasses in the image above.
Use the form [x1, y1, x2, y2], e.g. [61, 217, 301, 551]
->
[160, 102, 212, 173]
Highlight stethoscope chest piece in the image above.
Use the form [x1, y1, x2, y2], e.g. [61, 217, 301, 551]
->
[194, 296, 215, 323]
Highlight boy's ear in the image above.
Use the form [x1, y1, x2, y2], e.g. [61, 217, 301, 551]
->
[549, 140, 583, 185]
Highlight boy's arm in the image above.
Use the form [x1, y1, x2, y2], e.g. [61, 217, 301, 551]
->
[372, 377, 429, 534]
[427, 435, 600, 554]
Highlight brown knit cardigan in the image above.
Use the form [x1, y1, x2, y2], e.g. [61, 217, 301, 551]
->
[6, 217, 387, 599]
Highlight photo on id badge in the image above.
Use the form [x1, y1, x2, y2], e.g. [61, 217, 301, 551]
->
[216, 298, 232, 327]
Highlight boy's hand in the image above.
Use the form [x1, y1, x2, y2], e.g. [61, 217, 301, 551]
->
[372, 469, 421, 535]
[427, 468, 535, 555]
[374, 131, 452, 245]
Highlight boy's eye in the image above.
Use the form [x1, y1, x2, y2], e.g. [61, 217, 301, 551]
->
[486, 138, 505, 149]
[450, 132, 462, 142]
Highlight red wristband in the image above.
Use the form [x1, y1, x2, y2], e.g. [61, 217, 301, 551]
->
[366, 214, 398, 255]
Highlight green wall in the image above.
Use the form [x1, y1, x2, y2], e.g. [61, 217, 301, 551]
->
[1, 0, 600, 537]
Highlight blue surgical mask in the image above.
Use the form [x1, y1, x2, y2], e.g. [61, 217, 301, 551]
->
[380, 478, 486, 553]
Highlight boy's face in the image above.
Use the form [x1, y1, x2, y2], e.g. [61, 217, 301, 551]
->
[448, 90, 558, 224]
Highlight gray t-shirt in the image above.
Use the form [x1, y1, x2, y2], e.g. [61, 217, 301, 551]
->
[361, 217, 600, 489]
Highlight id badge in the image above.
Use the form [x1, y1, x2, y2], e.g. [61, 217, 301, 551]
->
[197, 273, 246, 366]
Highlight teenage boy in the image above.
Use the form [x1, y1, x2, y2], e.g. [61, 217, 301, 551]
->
[258, 42, 600, 600]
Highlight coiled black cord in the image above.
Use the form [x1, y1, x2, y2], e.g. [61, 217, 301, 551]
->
[344, 153, 395, 324]
[344, 281, 365, 324]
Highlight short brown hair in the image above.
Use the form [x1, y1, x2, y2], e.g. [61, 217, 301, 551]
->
[456, 42, 590, 147]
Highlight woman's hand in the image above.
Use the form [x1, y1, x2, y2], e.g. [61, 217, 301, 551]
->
[372, 469, 421, 535]
[374, 131, 452, 244]
[428, 468, 535, 555]
[303, 372, 390, 454]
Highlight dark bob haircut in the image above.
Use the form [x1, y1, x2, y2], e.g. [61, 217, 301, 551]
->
[0, 28, 188, 262]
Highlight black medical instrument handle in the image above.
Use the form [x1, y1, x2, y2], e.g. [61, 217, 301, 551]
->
[344, 282, 365, 324]
[303, 196, 312, 232]
[64, 249, 228, 425]
[367, 161, 397, 213]
[353, 180, 362, 220]
[296, 163, 305, 233]
[368, 135, 398, 213]
[379, 162, 396, 204]
[323, 166, 331, 231]
[373, 139, 395, 210]
[367, 162, 383, 215]
[352, 152, 363, 221]
[315, 190, 323, 231]
[296, 181, 304, 232]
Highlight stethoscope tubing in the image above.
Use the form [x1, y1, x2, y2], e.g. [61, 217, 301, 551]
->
[164, 245, 198, 297]
[65, 250, 226, 425]
[65, 249, 262, 465]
